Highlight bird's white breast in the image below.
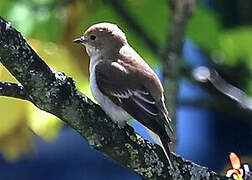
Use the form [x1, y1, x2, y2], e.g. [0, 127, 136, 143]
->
[89, 55, 131, 126]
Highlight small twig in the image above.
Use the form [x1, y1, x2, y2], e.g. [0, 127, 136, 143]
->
[193, 66, 252, 110]
[0, 81, 29, 101]
[166, 0, 195, 55]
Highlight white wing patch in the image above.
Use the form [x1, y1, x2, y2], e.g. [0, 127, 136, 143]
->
[132, 97, 158, 116]
[134, 91, 155, 104]
[110, 88, 157, 116]
[110, 89, 131, 98]
[111, 89, 155, 104]
[111, 61, 128, 74]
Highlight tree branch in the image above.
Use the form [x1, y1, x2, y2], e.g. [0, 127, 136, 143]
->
[160, 0, 196, 139]
[0, 81, 29, 100]
[0, 16, 229, 179]
[163, 0, 196, 132]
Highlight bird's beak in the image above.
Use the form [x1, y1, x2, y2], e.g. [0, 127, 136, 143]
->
[73, 37, 86, 43]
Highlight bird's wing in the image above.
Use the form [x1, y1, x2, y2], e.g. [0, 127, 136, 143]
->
[95, 60, 171, 136]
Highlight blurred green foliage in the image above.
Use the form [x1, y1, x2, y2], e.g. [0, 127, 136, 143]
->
[187, 7, 222, 52]
[219, 28, 252, 66]
[0, 0, 252, 160]
[1, 1, 64, 41]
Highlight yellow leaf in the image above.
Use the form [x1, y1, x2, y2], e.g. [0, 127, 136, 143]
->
[27, 104, 62, 141]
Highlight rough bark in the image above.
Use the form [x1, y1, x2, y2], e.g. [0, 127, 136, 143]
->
[0, 16, 229, 180]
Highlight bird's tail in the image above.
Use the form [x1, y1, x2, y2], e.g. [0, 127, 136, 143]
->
[160, 135, 174, 169]
[146, 128, 174, 169]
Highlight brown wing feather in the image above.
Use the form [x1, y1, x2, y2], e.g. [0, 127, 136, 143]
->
[95, 61, 172, 140]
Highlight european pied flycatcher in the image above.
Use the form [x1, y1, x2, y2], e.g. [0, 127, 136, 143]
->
[74, 23, 174, 168]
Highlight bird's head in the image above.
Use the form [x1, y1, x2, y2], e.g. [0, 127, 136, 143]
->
[73, 23, 127, 56]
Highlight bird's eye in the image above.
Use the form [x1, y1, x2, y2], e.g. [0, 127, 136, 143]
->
[90, 35, 96, 41]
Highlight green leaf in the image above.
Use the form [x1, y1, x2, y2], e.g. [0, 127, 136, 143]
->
[6, 2, 35, 37]
[187, 7, 222, 52]
[218, 27, 252, 67]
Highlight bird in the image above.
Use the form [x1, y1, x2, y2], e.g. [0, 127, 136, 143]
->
[73, 22, 174, 168]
